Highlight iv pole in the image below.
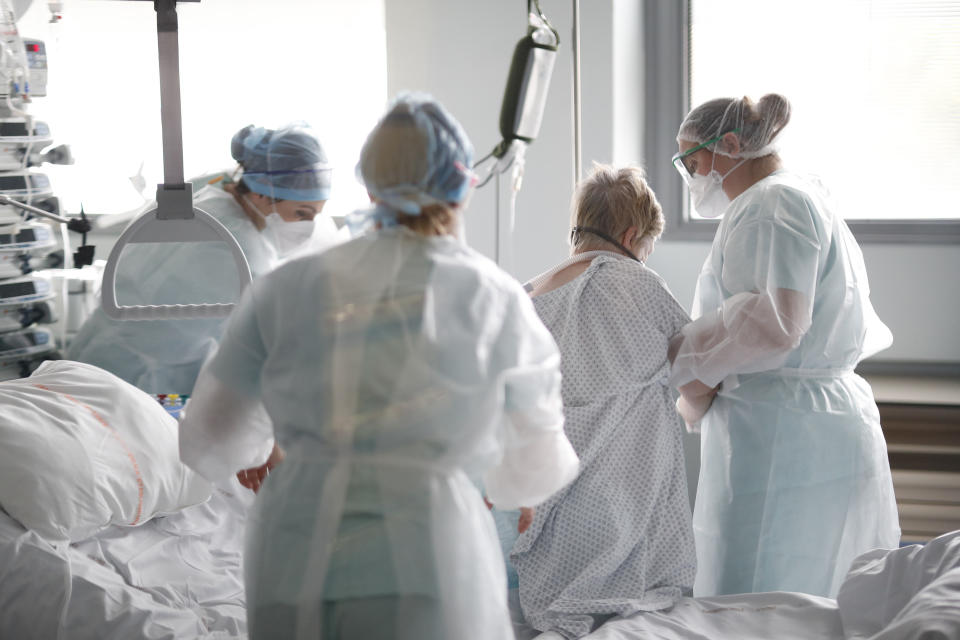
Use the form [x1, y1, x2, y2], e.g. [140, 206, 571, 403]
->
[572, 0, 582, 184]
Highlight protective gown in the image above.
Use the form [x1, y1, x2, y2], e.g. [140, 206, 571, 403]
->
[507, 252, 696, 638]
[670, 170, 900, 598]
[179, 226, 580, 640]
[68, 186, 336, 394]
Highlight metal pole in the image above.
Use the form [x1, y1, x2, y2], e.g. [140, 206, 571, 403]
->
[572, 0, 582, 185]
[155, 0, 185, 185]
[0, 194, 69, 224]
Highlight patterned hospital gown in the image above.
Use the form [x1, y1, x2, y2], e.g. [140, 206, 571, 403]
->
[511, 253, 697, 638]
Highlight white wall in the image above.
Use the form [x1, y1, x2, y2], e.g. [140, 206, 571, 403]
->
[384, 0, 960, 504]
[384, 0, 578, 274]
[383, 0, 960, 365]
[15, 0, 386, 221]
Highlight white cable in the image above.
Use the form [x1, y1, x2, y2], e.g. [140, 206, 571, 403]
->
[57, 220, 70, 347]
[506, 145, 526, 272]
[20, 112, 35, 170]
[24, 160, 33, 205]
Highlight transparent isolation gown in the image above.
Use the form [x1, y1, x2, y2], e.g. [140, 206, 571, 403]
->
[670, 170, 900, 598]
[68, 186, 337, 394]
[179, 226, 579, 640]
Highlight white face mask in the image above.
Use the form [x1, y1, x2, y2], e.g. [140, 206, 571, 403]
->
[244, 196, 315, 257]
[687, 156, 746, 219]
[262, 212, 315, 258]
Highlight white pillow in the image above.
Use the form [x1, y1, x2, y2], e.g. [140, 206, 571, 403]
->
[0, 360, 211, 541]
[837, 530, 960, 639]
[870, 567, 960, 640]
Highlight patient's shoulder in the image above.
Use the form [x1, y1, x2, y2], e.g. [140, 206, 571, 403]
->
[593, 256, 670, 292]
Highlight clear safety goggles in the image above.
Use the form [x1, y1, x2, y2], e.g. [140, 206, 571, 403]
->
[671, 128, 742, 180]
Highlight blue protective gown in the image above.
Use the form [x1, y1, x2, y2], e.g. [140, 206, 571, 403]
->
[67, 186, 279, 394]
[670, 170, 900, 598]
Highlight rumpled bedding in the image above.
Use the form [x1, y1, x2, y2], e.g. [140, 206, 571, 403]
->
[0, 483, 252, 640]
[509, 530, 960, 640]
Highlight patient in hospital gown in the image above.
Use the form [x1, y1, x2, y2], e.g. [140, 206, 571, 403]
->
[509, 165, 696, 639]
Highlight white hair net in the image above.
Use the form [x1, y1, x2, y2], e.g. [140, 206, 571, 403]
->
[677, 94, 791, 159]
[351, 93, 475, 230]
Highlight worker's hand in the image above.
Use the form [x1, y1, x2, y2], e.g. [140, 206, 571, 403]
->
[518, 507, 535, 534]
[676, 390, 717, 427]
[484, 496, 494, 510]
[237, 442, 285, 493]
[679, 378, 718, 399]
[237, 465, 268, 494]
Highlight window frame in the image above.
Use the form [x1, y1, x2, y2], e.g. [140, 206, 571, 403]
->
[644, 0, 960, 245]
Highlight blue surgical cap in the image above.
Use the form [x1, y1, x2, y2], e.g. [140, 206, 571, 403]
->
[231, 122, 332, 202]
[354, 93, 474, 228]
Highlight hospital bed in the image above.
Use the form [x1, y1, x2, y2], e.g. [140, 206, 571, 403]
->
[2, 362, 957, 640]
[5, 506, 956, 640]
[509, 528, 960, 640]
[0, 359, 252, 639]
[0, 485, 251, 639]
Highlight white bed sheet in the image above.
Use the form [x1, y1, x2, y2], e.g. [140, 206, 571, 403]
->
[581, 592, 843, 640]
[509, 589, 842, 640]
[509, 531, 960, 640]
[0, 481, 253, 640]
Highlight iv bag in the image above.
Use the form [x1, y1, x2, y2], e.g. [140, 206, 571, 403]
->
[498, 14, 559, 145]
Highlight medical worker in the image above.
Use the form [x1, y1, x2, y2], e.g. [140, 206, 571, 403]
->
[178, 93, 580, 640]
[506, 164, 696, 638]
[669, 94, 900, 598]
[67, 123, 337, 394]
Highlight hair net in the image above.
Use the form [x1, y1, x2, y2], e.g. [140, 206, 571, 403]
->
[352, 93, 475, 230]
[232, 122, 332, 202]
[677, 94, 791, 159]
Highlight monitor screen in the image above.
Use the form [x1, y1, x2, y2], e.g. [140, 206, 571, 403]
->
[0, 281, 36, 298]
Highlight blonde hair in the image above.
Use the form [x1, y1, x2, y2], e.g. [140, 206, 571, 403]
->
[571, 164, 663, 254]
[395, 203, 457, 236]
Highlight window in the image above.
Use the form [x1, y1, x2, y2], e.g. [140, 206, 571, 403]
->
[644, 0, 960, 242]
[15, 0, 386, 221]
